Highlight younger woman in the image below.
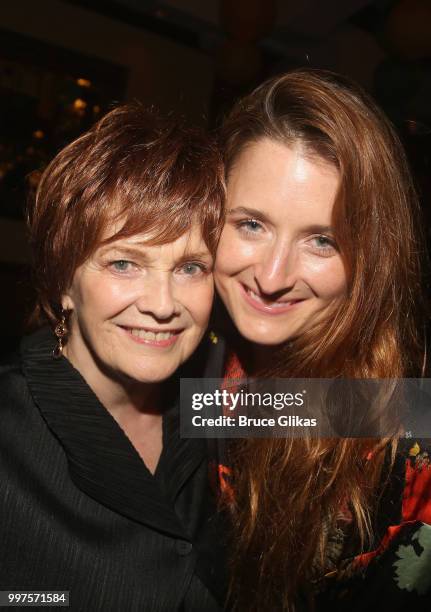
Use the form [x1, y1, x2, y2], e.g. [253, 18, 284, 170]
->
[213, 70, 430, 610]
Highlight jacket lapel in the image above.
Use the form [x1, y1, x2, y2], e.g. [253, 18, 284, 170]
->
[21, 328, 203, 539]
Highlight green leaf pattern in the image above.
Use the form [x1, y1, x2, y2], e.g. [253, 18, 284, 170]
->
[393, 524, 431, 595]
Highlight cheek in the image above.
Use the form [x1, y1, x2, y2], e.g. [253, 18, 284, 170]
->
[73, 277, 137, 320]
[304, 258, 347, 299]
[215, 228, 258, 277]
[179, 279, 214, 327]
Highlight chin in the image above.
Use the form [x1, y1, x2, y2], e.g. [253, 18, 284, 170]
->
[139, 368, 177, 383]
[250, 335, 291, 347]
[118, 362, 177, 385]
[236, 323, 289, 347]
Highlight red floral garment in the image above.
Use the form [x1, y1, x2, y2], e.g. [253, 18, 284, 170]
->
[212, 344, 431, 609]
[320, 439, 431, 611]
[353, 441, 431, 570]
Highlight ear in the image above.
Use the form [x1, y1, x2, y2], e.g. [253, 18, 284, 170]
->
[61, 293, 75, 311]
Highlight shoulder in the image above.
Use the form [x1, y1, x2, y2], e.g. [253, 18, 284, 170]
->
[398, 437, 431, 460]
[0, 328, 51, 417]
[0, 349, 38, 455]
[397, 438, 431, 524]
[0, 349, 27, 400]
[397, 437, 431, 476]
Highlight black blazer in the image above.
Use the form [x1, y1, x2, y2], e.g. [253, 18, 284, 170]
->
[0, 328, 226, 611]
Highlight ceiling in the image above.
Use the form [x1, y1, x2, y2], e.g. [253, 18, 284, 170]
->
[161, 0, 373, 37]
[69, 0, 387, 54]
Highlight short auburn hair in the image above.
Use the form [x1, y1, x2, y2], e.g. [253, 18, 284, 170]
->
[27, 103, 225, 325]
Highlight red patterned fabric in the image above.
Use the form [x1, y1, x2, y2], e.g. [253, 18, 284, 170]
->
[403, 455, 431, 523]
[214, 342, 431, 605]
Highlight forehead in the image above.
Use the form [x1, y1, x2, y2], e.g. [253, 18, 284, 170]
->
[97, 222, 210, 257]
[228, 138, 340, 223]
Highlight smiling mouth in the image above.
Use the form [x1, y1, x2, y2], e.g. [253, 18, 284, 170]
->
[119, 326, 183, 346]
[240, 284, 304, 314]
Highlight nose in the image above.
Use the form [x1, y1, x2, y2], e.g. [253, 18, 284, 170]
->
[253, 241, 296, 295]
[135, 275, 179, 320]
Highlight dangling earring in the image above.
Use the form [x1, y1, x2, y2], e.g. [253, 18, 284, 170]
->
[53, 310, 68, 359]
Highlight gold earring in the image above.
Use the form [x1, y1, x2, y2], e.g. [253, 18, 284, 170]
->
[52, 310, 68, 359]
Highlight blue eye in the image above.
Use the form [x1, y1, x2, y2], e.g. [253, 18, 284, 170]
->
[313, 236, 334, 248]
[237, 219, 263, 234]
[111, 260, 133, 272]
[309, 235, 337, 256]
[181, 262, 206, 276]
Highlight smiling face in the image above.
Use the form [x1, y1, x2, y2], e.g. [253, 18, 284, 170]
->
[215, 138, 347, 346]
[62, 223, 214, 387]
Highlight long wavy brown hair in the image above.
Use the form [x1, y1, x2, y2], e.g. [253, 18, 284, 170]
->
[220, 70, 426, 610]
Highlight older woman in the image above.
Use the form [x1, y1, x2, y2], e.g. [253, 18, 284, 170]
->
[0, 105, 226, 610]
[209, 70, 430, 610]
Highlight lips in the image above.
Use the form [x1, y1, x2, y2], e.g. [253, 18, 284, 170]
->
[118, 326, 183, 347]
[240, 283, 304, 315]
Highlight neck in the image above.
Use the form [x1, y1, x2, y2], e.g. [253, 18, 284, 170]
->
[63, 337, 160, 419]
[63, 330, 165, 474]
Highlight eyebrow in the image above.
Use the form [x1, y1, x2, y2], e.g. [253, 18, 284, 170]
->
[227, 207, 270, 222]
[300, 224, 334, 235]
[176, 251, 213, 264]
[98, 245, 150, 260]
[98, 245, 212, 262]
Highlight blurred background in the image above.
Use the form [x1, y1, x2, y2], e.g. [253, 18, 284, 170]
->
[0, 0, 430, 354]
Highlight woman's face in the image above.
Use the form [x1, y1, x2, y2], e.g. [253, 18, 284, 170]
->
[62, 223, 214, 385]
[215, 138, 347, 346]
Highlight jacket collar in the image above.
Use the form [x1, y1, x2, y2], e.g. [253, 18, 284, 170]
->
[21, 327, 206, 539]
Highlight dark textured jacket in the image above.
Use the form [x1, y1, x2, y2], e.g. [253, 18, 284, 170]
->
[0, 328, 226, 611]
